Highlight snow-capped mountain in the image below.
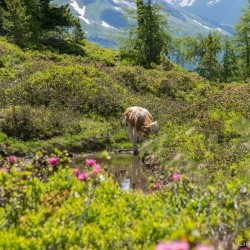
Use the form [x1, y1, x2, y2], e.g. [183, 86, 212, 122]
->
[164, 0, 248, 26]
[54, 0, 246, 48]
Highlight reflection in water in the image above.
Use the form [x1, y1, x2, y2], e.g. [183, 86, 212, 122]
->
[72, 153, 149, 192]
[121, 178, 130, 191]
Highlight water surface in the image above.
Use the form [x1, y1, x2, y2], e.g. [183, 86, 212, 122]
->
[72, 152, 149, 192]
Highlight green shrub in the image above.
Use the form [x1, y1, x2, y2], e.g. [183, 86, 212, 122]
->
[0, 106, 81, 140]
[0, 149, 249, 249]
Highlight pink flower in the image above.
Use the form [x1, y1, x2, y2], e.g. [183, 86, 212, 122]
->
[172, 241, 189, 250]
[73, 168, 81, 176]
[196, 245, 212, 250]
[1, 168, 8, 173]
[7, 156, 17, 165]
[48, 157, 59, 166]
[154, 182, 160, 189]
[92, 164, 102, 175]
[156, 241, 189, 250]
[170, 173, 181, 181]
[78, 173, 89, 181]
[156, 242, 173, 250]
[85, 159, 96, 166]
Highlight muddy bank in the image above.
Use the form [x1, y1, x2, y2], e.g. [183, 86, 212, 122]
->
[141, 153, 166, 184]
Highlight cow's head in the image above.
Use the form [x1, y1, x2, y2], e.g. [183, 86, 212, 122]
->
[142, 121, 159, 135]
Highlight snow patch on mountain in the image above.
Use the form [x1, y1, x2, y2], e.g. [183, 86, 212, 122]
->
[114, 6, 122, 11]
[192, 19, 211, 30]
[179, 0, 196, 7]
[101, 21, 119, 30]
[113, 0, 136, 8]
[165, 0, 197, 7]
[207, 0, 220, 6]
[70, 0, 90, 24]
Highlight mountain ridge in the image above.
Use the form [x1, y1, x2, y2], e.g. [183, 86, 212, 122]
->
[54, 0, 245, 47]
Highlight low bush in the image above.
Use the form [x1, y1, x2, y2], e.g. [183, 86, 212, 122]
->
[0, 149, 249, 249]
[0, 106, 81, 140]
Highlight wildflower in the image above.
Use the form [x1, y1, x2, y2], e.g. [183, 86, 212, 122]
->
[156, 241, 189, 250]
[92, 164, 102, 175]
[1, 168, 8, 173]
[73, 168, 81, 176]
[85, 159, 96, 166]
[196, 245, 212, 250]
[155, 242, 173, 250]
[78, 173, 89, 181]
[154, 182, 160, 189]
[48, 157, 59, 166]
[7, 155, 17, 165]
[170, 173, 181, 181]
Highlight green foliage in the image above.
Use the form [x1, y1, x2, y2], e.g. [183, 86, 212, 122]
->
[0, 149, 249, 249]
[235, 0, 250, 79]
[0, 105, 81, 140]
[2, 0, 32, 46]
[0, 37, 250, 249]
[71, 19, 85, 43]
[221, 37, 239, 82]
[196, 32, 222, 81]
[1, 0, 80, 45]
[119, 0, 171, 68]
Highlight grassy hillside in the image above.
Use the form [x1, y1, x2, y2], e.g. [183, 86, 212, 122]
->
[0, 38, 249, 248]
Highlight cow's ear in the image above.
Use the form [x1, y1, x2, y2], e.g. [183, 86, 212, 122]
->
[141, 126, 149, 132]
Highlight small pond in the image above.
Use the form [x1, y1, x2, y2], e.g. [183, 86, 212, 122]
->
[72, 152, 149, 193]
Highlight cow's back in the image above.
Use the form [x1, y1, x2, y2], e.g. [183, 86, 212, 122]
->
[124, 106, 153, 131]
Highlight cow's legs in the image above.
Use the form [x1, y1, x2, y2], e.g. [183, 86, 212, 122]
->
[126, 124, 133, 141]
[137, 132, 143, 143]
[126, 124, 138, 155]
[132, 129, 138, 155]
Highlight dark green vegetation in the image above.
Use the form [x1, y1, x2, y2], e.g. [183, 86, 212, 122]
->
[0, 1, 250, 249]
[0, 36, 249, 248]
[0, 0, 84, 46]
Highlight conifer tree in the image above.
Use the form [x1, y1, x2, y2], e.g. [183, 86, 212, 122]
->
[71, 19, 85, 43]
[2, 0, 32, 46]
[221, 37, 239, 82]
[120, 0, 171, 68]
[196, 32, 222, 81]
[235, 0, 250, 79]
[1, 0, 80, 45]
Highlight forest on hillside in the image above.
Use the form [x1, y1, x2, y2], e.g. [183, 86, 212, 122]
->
[0, 0, 249, 249]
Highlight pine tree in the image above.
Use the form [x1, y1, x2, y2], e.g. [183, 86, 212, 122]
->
[120, 0, 171, 68]
[235, 0, 250, 79]
[2, 0, 32, 46]
[1, 0, 80, 44]
[71, 19, 85, 43]
[221, 37, 239, 82]
[196, 32, 222, 82]
[38, 0, 75, 32]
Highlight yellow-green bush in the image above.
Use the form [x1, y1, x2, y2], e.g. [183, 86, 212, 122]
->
[0, 106, 81, 140]
[0, 149, 249, 249]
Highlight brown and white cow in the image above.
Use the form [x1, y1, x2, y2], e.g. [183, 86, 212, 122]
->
[124, 106, 159, 155]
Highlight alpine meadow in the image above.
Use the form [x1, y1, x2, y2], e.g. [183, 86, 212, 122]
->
[0, 0, 249, 249]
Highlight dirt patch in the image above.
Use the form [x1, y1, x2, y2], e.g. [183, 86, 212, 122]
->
[141, 154, 167, 183]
